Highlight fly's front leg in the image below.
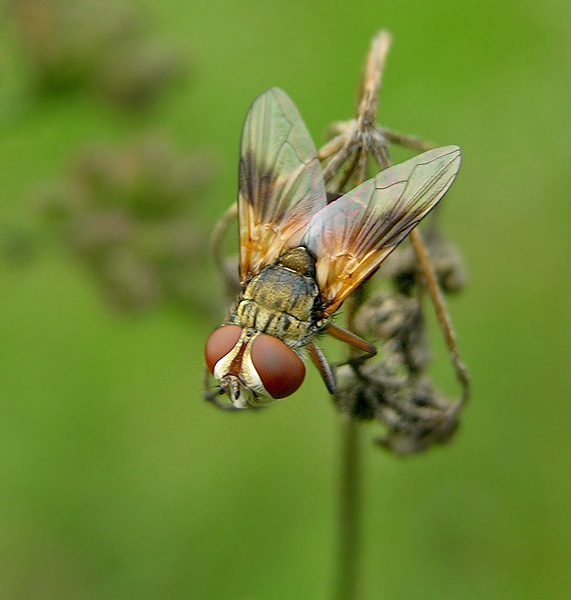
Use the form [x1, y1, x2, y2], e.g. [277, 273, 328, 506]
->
[326, 321, 378, 387]
[307, 342, 336, 394]
[326, 322, 377, 367]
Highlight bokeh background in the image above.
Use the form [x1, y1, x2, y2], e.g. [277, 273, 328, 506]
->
[0, 1, 569, 599]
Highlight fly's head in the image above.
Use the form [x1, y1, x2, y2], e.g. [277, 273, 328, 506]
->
[205, 325, 306, 409]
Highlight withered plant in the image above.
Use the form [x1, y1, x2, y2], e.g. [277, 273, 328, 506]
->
[208, 31, 469, 599]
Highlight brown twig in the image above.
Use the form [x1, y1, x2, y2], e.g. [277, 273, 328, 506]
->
[410, 230, 470, 404]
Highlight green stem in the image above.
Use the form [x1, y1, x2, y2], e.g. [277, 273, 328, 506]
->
[335, 415, 362, 599]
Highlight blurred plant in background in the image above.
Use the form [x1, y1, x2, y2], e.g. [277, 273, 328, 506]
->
[0, 226, 37, 270]
[2, 0, 219, 315]
[37, 136, 216, 313]
[9, 0, 185, 109]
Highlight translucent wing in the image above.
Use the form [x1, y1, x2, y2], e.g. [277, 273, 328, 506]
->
[238, 88, 327, 284]
[301, 146, 462, 315]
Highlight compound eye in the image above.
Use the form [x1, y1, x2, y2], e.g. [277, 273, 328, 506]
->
[205, 325, 242, 374]
[251, 334, 305, 399]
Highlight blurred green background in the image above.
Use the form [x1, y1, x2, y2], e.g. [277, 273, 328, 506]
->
[0, 0, 569, 599]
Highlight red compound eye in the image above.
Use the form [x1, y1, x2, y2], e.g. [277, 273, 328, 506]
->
[251, 334, 305, 399]
[205, 325, 242, 374]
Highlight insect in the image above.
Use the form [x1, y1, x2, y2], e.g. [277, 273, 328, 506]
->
[205, 88, 461, 409]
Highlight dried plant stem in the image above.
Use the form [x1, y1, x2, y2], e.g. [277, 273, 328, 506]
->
[332, 38, 391, 599]
[410, 230, 470, 403]
[382, 128, 436, 151]
[357, 30, 391, 127]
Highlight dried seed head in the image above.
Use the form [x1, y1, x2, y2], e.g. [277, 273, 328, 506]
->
[374, 377, 461, 455]
[335, 360, 461, 454]
[379, 226, 467, 296]
[333, 286, 464, 453]
[353, 292, 429, 374]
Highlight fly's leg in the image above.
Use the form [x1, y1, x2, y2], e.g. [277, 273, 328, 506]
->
[307, 342, 337, 394]
[326, 322, 377, 368]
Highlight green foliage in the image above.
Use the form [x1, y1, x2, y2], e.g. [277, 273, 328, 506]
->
[0, 1, 569, 599]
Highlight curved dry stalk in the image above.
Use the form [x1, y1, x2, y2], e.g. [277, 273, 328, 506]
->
[369, 136, 470, 408]
[410, 229, 470, 404]
[210, 201, 237, 274]
[321, 132, 355, 184]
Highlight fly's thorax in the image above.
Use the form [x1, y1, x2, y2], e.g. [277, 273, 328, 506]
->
[276, 247, 316, 276]
[231, 247, 321, 346]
